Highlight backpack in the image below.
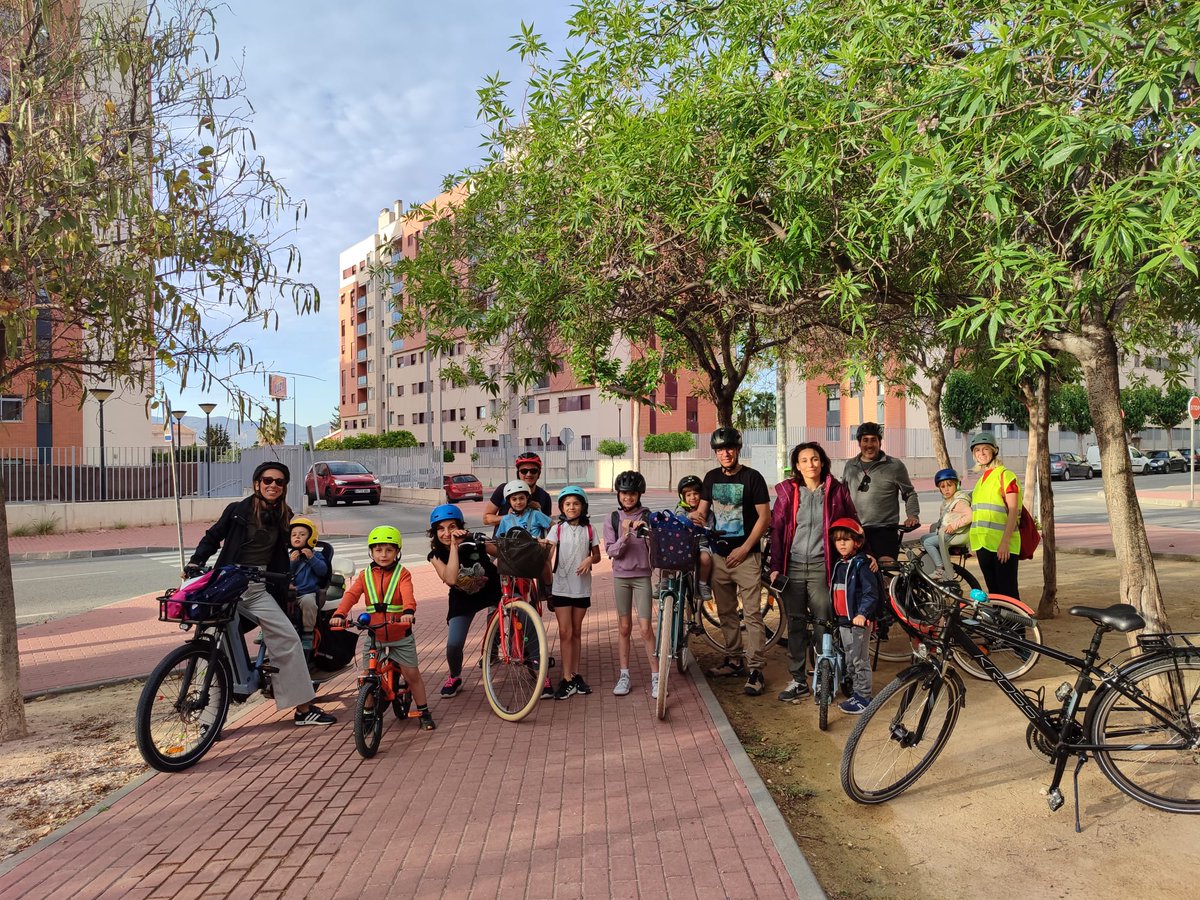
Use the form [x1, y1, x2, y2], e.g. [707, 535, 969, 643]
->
[610, 508, 650, 539]
[1017, 506, 1040, 560]
[553, 520, 595, 573]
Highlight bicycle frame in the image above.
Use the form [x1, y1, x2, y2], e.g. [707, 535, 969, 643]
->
[654, 569, 691, 660]
[176, 616, 267, 705]
[810, 620, 846, 696]
[486, 574, 539, 664]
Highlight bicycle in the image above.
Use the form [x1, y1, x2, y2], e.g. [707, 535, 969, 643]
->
[136, 565, 296, 772]
[840, 581, 1200, 825]
[642, 513, 705, 720]
[809, 615, 853, 731]
[694, 543, 786, 653]
[343, 614, 418, 759]
[465, 530, 550, 722]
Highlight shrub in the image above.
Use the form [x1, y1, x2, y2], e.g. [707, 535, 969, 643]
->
[597, 439, 628, 458]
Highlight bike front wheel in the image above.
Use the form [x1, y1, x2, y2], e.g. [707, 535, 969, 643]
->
[354, 681, 385, 758]
[841, 666, 963, 804]
[950, 599, 1042, 681]
[656, 593, 675, 721]
[1088, 653, 1200, 813]
[136, 643, 231, 772]
[815, 658, 834, 732]
[482, 600, 547, 722]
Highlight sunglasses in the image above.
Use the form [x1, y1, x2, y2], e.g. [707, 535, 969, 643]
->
[258, 476, 287, 486]
[518, 468, 539, 475]
[857, 474, 871, 492]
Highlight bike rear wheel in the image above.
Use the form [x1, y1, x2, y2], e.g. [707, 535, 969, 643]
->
[136, 643, 230, 772]
[1088, 654, 1200, 813]
[482, 600, 547, 722]
[656, 593, 675, 721]
[870, 608, 915, 665]
[841, 666, 963, 803]
[675, 581, 693, 674]
[354, 681, 385, 758]
[816, 658, 834, 732]
[699, 588, 785, 651]
[950, 599, 1042, 680]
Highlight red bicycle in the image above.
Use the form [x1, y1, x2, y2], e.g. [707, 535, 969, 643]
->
[342, 615, 417, 758]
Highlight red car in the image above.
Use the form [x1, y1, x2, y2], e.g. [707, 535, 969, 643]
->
[443, 473, 484, 502]
[305, 461, 381, 506]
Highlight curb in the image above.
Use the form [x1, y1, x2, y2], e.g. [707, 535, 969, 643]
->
[689, 661, 827, 899]
[23, 673, 147, 703]
[1057, 546, 1200, 564]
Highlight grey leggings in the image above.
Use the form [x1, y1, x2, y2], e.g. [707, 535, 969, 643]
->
[446, 612, 481, 678]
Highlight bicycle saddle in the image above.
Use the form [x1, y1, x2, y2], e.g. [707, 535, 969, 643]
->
[1068, 604, 1145, 632]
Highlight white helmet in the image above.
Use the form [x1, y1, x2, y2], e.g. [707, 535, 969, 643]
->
[503, 479, 532, 500]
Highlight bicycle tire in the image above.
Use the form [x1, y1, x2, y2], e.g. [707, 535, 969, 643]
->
[841, 665, 963, 804]
[482, 600, 547, 722]
[136, 642, 231, 773]
[950, 598, 1042, 681]
[354, 682, 384, 758]
[392, 676, 412, 720]
[699, 588, 785, 651]
[816, 658, 834, 732]
[675, 589, 691, 675]
[1088, 653, 1200, 813]
[870, 609, 915, 664]
[657, 593, 674, 721]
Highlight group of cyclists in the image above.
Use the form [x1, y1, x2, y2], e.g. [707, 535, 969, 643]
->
[184, 423, 1024, 732]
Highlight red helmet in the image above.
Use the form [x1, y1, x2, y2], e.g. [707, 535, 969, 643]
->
[514, 452, 542, 472]
[828, 517, 865, 539]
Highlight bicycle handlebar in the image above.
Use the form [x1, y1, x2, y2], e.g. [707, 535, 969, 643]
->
[183, 564, 289, 585]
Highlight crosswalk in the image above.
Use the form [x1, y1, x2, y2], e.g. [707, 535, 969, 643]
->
[142, 539, 432, 578]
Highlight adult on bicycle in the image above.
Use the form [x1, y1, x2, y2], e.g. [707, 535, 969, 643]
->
[768, 442, 859, 703]
[967, 432, 1022, 599]
[841, 422, 920, 564]
[185, 461, 336, 727]
[483, 452, 553, 526]
[689, 426, 771, 696]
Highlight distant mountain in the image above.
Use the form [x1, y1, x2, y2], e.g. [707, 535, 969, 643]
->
[182, 415, 331, 448]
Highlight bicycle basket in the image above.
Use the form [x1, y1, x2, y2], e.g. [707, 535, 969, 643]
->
[494, 527, 547, 579]
[158, 567, 249, 624]
[646, 512, 698, 570]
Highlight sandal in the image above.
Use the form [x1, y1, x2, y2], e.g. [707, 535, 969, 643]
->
[707, 657, 746, 677]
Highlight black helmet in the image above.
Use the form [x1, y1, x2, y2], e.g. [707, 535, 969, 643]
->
[856, 422, 883, 440]
[677, 475, 702, 497]
[252, 461, 291, 484]
[613, 470, 646, 494]
[710, 427, 742, 450]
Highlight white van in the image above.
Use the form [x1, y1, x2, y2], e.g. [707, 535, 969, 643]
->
[1086, 445, 1151, 475]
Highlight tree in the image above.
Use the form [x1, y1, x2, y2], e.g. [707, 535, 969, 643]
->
[596, 439, 628, 459]
[1148, 385, 1191, 450]
[256, 412, 286, 447]
[643, 431, 695, 487]
[733, 391, 775, 431]
[328, 407, 342, 431]
[443, 449, 455, 463]
[203, 424, 231, 454]
[0, 0, 316, 742]
[1052, 385, 1093, 450]
[1119, 385, 1160, 442]
[942, 371, 994, 443]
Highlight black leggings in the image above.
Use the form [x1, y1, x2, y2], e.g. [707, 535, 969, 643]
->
[976, 548, 1020, 600]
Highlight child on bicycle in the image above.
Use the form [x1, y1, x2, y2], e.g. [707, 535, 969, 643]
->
[604, 470, 657, 698]
[675, 475, 713, 600]
[546, 486, 601, 699]
[428, 504, 500, 698]
[330, 526, 435, 730]
[828, 518, 880, 715]
[288, 516, 328, 657]
[922, 468, 972, 580]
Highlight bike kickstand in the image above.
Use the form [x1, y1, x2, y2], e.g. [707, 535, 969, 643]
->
[1071, 753, 1088, 834]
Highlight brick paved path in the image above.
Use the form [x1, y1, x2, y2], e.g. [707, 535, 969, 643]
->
[2, 561, 802, 899]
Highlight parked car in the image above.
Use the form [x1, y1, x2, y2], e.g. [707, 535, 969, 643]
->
[1049, 452, 1092, 481]
[443, 473, 484, 502]
[1086, 445, 1152, 475]
[1147, 450, 1188, 474]
[305, 461, 382, 506]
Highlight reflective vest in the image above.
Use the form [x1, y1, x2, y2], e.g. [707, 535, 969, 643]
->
[364, 563, 406, 613]
[969, 467, 1020, 554]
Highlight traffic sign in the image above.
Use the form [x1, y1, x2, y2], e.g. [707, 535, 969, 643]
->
[1190, 396, 1200, 421]
[539, 423, 551, 445]
[559, 427, 575, 446]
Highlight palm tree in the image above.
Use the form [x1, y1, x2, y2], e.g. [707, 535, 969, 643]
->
[256, 412, 286, 446]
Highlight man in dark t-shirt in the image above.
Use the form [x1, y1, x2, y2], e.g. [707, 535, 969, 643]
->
[690, 427, 771, 696]
[483, 452, 552, 527]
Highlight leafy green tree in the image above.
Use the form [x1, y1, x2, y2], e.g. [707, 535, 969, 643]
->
[941, 371, 994, 437]
[596, 439, 628, 459]
[1148, 385, 1191, 450]
[643, 431, 695, 487]
[328, 408, 342, 431]
[0, 0, 316, 741]
[256, 412, 286, 447]
[1052, 385, 1094, 448]
[1119, 386, 1161, 441]
[443, 449, 455, 463]
[378, 430, 418, 449]
[203, 424, 231, 455]
[733, 391, 775, 431]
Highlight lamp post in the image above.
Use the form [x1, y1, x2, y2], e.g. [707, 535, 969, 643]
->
[171, 409, 187, 495]
[90, 387, 114, 500]
[617, 405, 623, 443]
[199, 402, 217, 497]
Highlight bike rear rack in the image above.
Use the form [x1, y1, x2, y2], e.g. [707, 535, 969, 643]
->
[1137, 632, 1200, 652]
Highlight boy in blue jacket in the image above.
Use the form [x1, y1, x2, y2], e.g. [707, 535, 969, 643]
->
[289, 517, 329, 655]
[828, 518, 880, 714]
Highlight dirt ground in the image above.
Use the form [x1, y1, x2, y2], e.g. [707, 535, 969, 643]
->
[698, 553, 1200, 899]
[3, 553, 1199, 895]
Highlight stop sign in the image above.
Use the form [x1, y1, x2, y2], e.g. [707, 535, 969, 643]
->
[1190, 396, 1200, 421]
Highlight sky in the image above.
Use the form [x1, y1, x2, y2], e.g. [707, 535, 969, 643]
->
[164, 1, 575, 430]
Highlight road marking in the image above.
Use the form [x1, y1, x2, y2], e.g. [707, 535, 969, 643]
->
[14, 570, 119, 583]
[17, 612, 55, 621]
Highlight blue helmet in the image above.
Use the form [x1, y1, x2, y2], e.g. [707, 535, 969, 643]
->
[557, 485, 588, 511]
[934, 468, 959, 485]
[430, 503, 465, 527]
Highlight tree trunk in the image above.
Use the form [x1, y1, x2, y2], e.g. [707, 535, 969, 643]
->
[775, 363, 788, 481]
[0, 477, 29, 742]
[715, 390, 735, 429]
[1066, 326, 1167, 630]
[1034, 372, 1058, 618]
[925, 364, 952, 470]
[1021, 380, 1040, 520]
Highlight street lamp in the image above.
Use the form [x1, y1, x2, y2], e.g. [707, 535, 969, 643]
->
[199, 402, 217, 498]
[90, 387, 114, 500]
[171, 409, 187, 494]
[617, 405, 623, 442]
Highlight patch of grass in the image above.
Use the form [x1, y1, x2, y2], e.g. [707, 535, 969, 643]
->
[110, 521, 128, 530]
[747, 745, 794, 764]
[11, 517, 59, 537]
[771, 782, 817, 809]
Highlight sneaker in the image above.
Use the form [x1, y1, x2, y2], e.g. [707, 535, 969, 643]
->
[440, 676, 463, 698]
[707, 657, 746, 678]
[777, 680, 810, 702]
[613, 672, 631, 696]
[651, 672, 661, 700]
[571, 674, 592, 695]
[698, 581, 713, 600]
[554, 678, 577, 700]
[293, 705, 336, 726]
[839, 693, 871, 715]
[542, 676, 555, 698]
[418, 709, 437, 730]
[743, 670, 765, 696]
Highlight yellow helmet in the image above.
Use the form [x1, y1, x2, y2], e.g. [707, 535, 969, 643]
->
[289, 516, 319, 548]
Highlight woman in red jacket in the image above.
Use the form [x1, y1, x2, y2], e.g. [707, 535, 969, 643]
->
[768, 442, 859, 703]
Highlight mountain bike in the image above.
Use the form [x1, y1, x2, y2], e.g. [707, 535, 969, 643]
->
[136, 565, 296, 772]
[342, 614, 418, 758]
[841, 582, 1200, 825]
[466, 531, 549, 722]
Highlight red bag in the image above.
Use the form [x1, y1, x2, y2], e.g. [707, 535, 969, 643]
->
[1017, 506, 1040, 560]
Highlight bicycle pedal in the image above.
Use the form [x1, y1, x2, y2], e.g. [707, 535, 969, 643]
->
[260, 665, 280, 675]
[1046, 788, 1065, 812]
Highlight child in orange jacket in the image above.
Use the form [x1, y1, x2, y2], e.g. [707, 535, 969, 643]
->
[330, 526, 434, 730]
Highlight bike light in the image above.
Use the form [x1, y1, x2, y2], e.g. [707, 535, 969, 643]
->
[1055, 682, 1073, 702]
[969, 588, 989, 604]
[357, 612, 372, 626]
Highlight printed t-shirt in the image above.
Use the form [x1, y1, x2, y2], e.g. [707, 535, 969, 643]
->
[701, 465, 770, 540]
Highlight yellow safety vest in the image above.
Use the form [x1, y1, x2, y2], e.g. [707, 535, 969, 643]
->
[969, 467, 1020, 554]
[364, 563, 406, 613]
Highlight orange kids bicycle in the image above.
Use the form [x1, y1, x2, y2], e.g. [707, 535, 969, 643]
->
[344, 614, 418, 758]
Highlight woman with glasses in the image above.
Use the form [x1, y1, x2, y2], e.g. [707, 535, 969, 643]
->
[768, 442, 859, 704]
[483, 452, 553, 528]
[184, 461, 336, 726]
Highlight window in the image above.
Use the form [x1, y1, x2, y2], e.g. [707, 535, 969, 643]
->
[476, 405, 487, 419]
[396, 384, 404, 396]
[397, 414, 405, 426]
[580, 435, 591, 451]
[558, 395, 592, 413]
[413, 382, 425, 394]
[825, 385, 841, 440]
[664, 375, 678, 410]
[538, 399, 550, 414]
[1, 397, 23, 422]
[414, 412, 425, 424]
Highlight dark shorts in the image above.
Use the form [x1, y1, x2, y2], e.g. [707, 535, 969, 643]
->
[863, 525, 901, 561]
[549, 595, 591, 611]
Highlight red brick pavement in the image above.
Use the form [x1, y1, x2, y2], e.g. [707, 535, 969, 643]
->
[3, 561, 802, 899]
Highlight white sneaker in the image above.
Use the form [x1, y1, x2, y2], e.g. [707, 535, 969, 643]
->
[651, 672, 661, 700]
[699, 581, 713, 600]
[613, 672, 631, 696]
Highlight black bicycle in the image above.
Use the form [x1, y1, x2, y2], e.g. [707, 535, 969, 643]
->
[840, 579, 1200, 823]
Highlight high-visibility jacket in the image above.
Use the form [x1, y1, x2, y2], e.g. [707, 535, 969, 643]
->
[335, 563, 415, 642]
[969, 466, 1020, 554]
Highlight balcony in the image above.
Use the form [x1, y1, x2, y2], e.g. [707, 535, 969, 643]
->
[357, 375, 368, 387]
[356, 297, 367, 311]
[356, 323, 367, 336]
[357, 402, 367, 412]
[356, 349, 367, 362]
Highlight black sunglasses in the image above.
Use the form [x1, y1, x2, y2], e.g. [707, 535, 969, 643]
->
[518, 468, 539, 475]
[857, 474, 871, 492]
[259, 476, 287, 486]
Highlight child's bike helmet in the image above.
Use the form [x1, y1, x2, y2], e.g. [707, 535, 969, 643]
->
[934, 468, 960, 485]
[557, 485, 589, 512]
[828, 517, 866, 541]
[430, 504, 465, 527]
[503, 479, 532, 499]
[289, 516, 319, 547]
[367, 525, 403, 550]
[613, 471, 646, 494]
[677, 475, 702, 497]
